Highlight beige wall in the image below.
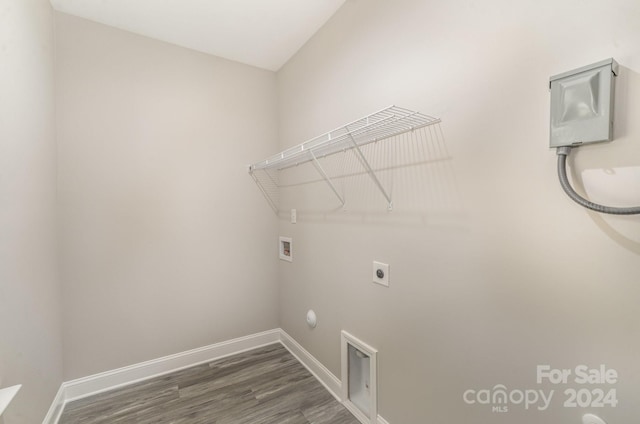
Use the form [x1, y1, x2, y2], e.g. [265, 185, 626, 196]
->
[277, 0, 640, 422]
[0, 0, 63, 422]
[55, 13, 279, 380]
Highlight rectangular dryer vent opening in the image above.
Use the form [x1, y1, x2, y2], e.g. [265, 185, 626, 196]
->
[341, 331, 378, 424]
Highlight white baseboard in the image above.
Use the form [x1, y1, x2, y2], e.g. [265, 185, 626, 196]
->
[378, 416, 391, 424]
[41, 385, 65, 424]
[43, 328, 389, 424]
[43, 329, 280, 423]
[278, 330, 342, 401]
[62, 328, 281, 403]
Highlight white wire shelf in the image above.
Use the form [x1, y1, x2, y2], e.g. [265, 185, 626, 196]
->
[249, 105, 441, 212]
[250, 106, 440, 172]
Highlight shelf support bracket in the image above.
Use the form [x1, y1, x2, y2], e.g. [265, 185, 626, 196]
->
[309, 150, 346, 208]
[250, 170, 279, 214]
[347, 135, 393, 210]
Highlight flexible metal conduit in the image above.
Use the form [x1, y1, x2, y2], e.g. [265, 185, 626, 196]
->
[556, 146, 640, 215]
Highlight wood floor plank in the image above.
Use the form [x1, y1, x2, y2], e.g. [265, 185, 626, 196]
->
[59, 344, 360, 424]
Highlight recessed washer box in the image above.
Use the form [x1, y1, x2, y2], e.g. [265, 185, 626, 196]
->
[279, 236, 292, 262]
[549, 58, 617, 148]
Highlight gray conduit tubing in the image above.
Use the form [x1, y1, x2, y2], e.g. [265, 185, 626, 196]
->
[556, 146, 640, 215]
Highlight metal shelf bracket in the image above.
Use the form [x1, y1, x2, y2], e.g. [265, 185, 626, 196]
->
[310, 150, 346, 208]
[347, 134, 393, 211]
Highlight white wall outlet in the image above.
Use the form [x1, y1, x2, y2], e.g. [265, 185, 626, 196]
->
[291, 208, 297, 224]
[372, 261, 389, 287]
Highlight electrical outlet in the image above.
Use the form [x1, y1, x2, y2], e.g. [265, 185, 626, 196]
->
[372, 261, 389, 287]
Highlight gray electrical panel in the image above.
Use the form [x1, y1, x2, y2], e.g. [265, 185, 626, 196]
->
[549, 58, 618, 148]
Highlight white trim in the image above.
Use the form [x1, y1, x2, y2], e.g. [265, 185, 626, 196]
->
[377, 416, 391, 424]
[41, 385, 65, 424]
[0, 385, 21, 416]
[345, 402, 389, 424]
[277, 330, 342, 401]
[63, 329, 280, 403]
[62, 329, 280, 402]
[43, 328, 389, 424]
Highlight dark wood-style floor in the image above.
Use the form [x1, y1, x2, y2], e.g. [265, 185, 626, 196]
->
[59, 343, 360, 424]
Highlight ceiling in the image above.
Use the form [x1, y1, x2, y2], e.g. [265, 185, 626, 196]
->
[49, 0, 346, 71]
